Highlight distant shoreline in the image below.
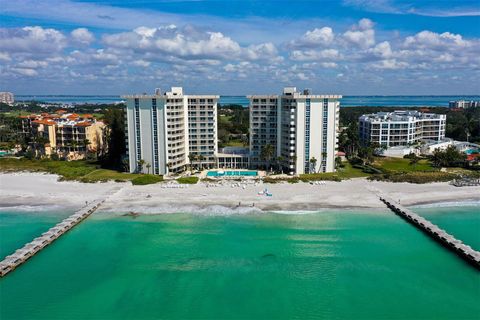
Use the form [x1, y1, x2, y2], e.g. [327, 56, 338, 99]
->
[11, 94, 480, 107]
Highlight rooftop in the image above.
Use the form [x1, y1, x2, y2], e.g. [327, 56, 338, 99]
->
[360, 110, 446, 122]
[22, 112, 103, 127]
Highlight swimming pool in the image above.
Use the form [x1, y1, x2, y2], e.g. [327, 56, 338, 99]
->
[465, 148, 479, 155]
[207, 170, 258, 177]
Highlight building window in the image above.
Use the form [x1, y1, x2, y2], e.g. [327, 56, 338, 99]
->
[152, 99, 159, 174]
[134, 99, 142, 169]
[304, 98, 311, 173]
[321, 99, 328, 172]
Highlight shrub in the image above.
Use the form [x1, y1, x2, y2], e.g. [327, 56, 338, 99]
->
[131, 175, 163, 185]
[368, 171, 458, 184]
[299, 173, 342, 182]
[349, 157, 364, 165]
[176, 176, 199, 184]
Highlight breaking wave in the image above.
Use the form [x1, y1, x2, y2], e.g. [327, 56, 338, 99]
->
[100, 204, 264, 216]
[0, 204, 69, 212]
[411, 199, 480, 209]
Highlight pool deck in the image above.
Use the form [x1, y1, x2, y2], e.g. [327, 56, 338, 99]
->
[200, 169, 266, 179]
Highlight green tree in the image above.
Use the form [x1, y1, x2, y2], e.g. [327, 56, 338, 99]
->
[309, 157, 317, 173]
[277, 156, 285, 173]
[138, 159, 145, 173]
[102, 107, 126, 169]
[408, 152, 419, 169]
[335, 156, 343, 169]
[83, 139, 91, 158]
[146, 162, 151, 174]
[198, 155, 205, 170]
[338, 122, 360, 158]
[260, 144, 275, 171]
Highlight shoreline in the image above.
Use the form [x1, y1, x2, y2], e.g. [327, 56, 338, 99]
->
[1, 172, 479, 214]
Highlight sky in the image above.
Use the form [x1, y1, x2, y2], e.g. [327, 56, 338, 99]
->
[0, 0, 479, 95]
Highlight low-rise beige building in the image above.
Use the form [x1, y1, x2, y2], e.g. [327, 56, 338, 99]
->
[21, 111, 106, 160]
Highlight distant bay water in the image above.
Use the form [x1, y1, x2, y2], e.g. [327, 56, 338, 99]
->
[15, 95, 480, 107]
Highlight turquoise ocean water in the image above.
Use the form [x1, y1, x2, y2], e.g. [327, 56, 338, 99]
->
[0, 206, 479, 320]
[15, 95, 480, 107]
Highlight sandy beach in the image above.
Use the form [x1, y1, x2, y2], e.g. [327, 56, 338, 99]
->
[1, 172, 479, 214]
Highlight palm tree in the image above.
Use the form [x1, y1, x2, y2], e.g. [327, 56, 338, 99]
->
[409, 152, 419, 170]
[138, 159, 145, 173]
[198, 155, 205, 170]
[82, 139, 91, 158]
[277, 156, 285, 173]
[122, 158, 129, 172]
[260, 144, 275, 171]
[146, 162, 152, 174]
[188, 154, 195, 171]
[309, 157, 317, 173]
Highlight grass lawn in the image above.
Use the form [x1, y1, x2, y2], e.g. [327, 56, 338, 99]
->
[131, 174, 163, 185]
[176, 176, 199, 184]
[0, 158, 142, 182]
[79, 169, 142, 182]
[372, 157, 434, 172]
[224, 139, 247, 147]
[299, 162, 370, 181]
[218, 114, 232, 124]
[1, 110, 32, 117]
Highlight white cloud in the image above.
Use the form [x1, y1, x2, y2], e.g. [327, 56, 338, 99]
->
[0, 26, 66, 54]
[404, 31, 469, 49]
[291, 49, 341, 61]
[17, 60, 48, 68]
[71, 28, 95, 45]
[343, 19, 375, 49]
[0, 52, 11, 61]
[369, 41, 392, 58]
[11, 67, 38, 76]
[132, 59, 151, 67]
[0, 20, 479, 95]
[371, 59, 408, 69]
[102, 25, 279, 62]
[289, 27, 335, 48]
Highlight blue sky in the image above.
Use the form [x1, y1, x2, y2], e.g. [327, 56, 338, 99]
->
[0, 0, 479, 95]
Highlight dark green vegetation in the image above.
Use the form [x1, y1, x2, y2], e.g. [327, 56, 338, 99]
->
[217, 104, 249, 148]
[100, 108, 126, 169]
[368, 153, 479, 183]
[131, 175, 163, 185]
[0, 158, 141, 182]
[176, 176, 199, 184]
[0, 113, 24, 150]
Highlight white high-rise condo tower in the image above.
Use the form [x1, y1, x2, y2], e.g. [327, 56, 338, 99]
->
[123, 87, 219, 175]
[249, 87, 341, 174]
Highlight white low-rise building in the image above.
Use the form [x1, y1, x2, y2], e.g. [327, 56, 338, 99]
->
[359, 110, 446, 148]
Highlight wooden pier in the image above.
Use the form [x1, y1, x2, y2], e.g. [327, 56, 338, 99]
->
[0, 200, 104, 277]
[379, 195, 480, 270]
